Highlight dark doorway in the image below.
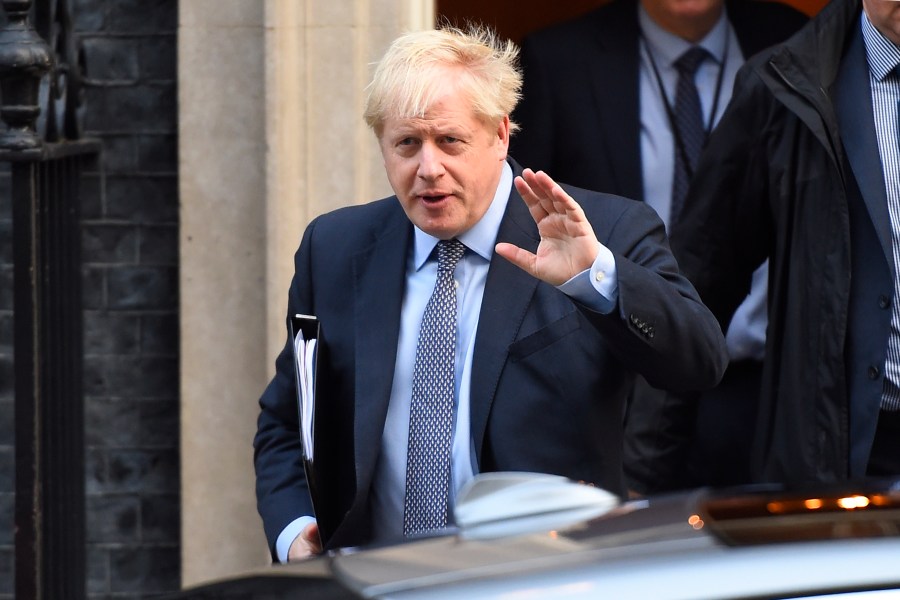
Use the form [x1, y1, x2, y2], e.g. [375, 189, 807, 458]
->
[436, 0, 605, 44]
[436, 0, 827, 44]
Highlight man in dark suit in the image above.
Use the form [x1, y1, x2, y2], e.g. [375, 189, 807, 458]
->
[254, 26, 727, 563]
[671, 0, 900, 485]
[510, 0, 808, 493]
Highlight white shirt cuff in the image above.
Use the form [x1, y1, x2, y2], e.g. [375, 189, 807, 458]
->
[557, 244, 618, 314]
[275, 516, 317, 563]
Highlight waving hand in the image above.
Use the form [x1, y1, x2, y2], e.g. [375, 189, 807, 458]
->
[495, 169, 601, 286]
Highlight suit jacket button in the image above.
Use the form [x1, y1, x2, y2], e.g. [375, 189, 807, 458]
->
[879, 295, 890, 309]
[868, 366, 881, 380]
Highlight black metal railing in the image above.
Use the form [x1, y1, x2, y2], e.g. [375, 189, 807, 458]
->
[0, 0, 98, 598]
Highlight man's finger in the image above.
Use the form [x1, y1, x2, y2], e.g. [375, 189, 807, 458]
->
[302, 522, 323, 554]
[525, 169, 559, 217]
[532, 171, 593, 229]
[495, 242, 538, 277]
[514, 175, 550, 222]
[287, 522, 323, 562]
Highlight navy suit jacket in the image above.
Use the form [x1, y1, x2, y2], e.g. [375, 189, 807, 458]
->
[509, 0, 809, 201]
[254, 160, 727, 555]
[835, 22, 894, 474]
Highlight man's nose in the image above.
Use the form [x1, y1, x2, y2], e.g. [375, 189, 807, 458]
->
[417, 142, 445, 179]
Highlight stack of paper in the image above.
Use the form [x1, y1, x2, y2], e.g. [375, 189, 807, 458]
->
[291, 314, 318, 461]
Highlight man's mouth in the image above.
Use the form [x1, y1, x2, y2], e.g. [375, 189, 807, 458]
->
[419, 193, 450, 204]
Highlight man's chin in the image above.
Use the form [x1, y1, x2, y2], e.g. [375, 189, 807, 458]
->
[416, 221, 464, 240]
[409, 209, 467, 240]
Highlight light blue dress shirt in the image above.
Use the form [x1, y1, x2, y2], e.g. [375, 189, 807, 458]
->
[639, 6, 767, 362]
[277, 162, 619, 560]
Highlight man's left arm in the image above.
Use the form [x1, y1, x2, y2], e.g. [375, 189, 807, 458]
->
[590, 198, 728, 391]
[496, 169, 727, 392]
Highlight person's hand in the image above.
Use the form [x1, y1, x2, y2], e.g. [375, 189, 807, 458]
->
[495, 168, 601, 286]
[287, 522, 322, 562]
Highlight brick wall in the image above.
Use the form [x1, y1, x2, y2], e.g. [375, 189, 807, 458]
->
[0, 0, 181, 597]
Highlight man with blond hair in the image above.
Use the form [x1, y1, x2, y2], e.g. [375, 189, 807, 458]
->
[254, 26, 727, 562]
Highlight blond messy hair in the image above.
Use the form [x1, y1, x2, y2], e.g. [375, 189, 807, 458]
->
[363, 25, 522, 136]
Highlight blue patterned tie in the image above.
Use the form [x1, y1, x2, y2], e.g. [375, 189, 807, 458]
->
[670, 46, 709, 226]
[403, 239, 465, 536]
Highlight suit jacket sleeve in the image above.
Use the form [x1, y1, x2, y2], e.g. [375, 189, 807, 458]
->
[574, 187, 729, 392]
[254, 219, 319, 559]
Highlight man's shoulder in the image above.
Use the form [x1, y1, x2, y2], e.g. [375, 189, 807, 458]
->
[558, 184, 665, 251]
[308, 196, 404, 240]
[562, 183, 649, 221]
[316, 196, 398, 221]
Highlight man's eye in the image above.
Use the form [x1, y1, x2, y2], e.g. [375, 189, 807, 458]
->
[442, 136, 459, 144]
[398, 137, 417, 146]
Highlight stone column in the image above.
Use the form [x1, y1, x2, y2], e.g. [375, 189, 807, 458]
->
[178, 0, 433, 589]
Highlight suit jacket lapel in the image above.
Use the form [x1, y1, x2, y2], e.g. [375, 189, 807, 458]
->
[470, 166, 541, 464]
[587, 0, 643, 202]
[834, 22, 894, 273]
[352, 208, 411, 497]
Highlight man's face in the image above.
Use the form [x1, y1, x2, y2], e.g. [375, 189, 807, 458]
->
[641, 0, 724, 40]
[864, 0, 900, 46]
[378, 76, 510, 240]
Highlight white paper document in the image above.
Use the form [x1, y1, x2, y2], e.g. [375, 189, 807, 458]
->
[291, 314, 318, 461]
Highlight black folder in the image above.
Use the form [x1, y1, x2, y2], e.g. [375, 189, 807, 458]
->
[288, 314, 336, 548]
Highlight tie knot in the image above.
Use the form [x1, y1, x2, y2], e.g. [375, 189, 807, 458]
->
[437, 239, 465, 272]
[675, 46, 709, 76]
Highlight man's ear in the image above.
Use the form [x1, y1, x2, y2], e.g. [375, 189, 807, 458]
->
[496, 115, 511, 159]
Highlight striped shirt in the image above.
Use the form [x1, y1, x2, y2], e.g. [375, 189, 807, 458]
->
[861, 13, 900, 411]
